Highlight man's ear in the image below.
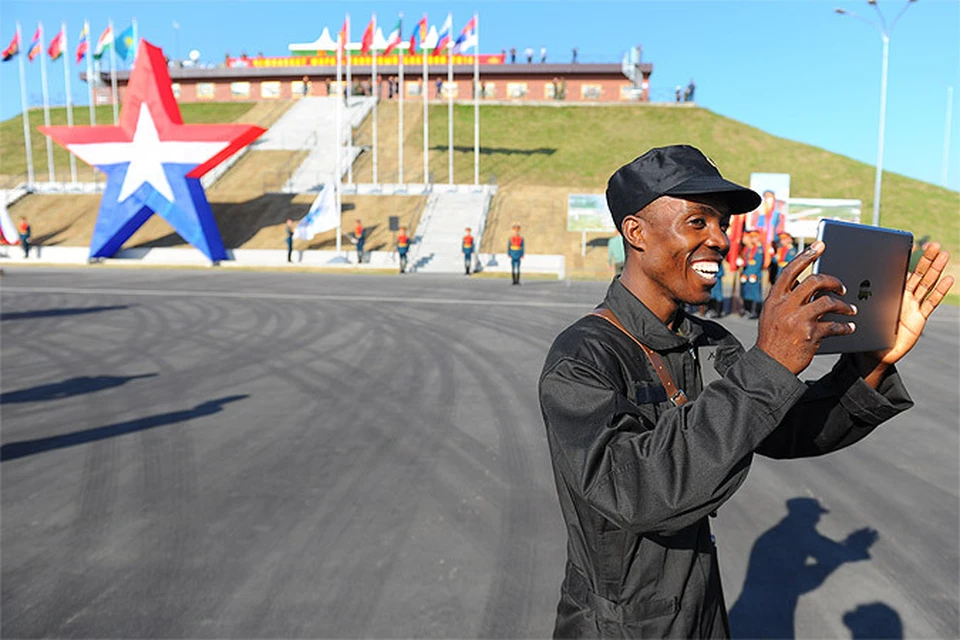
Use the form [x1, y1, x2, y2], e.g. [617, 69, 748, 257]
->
[620, 215, 646, 252]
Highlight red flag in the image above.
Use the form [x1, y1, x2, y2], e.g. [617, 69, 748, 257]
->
[360, 17, 375, 55]
[47, 28, 64, 60]
[338, 16, 349, 52]
[1, 31, 19, 62]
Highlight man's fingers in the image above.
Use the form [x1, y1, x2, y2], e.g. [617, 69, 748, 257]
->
[920, 275, 955, 318]
[774, 241, 824, 296]
[907, 242, 942, 294]
[814, 319, 857, 342]
[914, 250, 950, 300]
[793, 272, 846, 303]
[809, 294, 857, 319]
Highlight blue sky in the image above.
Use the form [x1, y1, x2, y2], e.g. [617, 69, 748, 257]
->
[2, 0, 958, 191]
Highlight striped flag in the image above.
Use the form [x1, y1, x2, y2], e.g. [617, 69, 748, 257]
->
[433, 14, 452, 55]
[75, 23, 89, 63]
[409, 15, 427, 52]
[93, 24, 112, 59]
[27, 26, 41, 61]
[452, 16, 478, 54]
[383, 17, 402, 55]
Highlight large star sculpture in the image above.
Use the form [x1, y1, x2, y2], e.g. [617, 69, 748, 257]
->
[40, 40, 265, 262]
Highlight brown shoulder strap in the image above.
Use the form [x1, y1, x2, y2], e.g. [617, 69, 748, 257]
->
[590, 308, 688, 407]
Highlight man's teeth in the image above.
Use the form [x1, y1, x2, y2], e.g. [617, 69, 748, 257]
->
[692, 262, 719, 277]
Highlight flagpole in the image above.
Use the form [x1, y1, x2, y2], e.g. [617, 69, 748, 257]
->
[372, 13, 378, 186]
[422, 17, 428, 186]
[108, 19, 118, 124]
[346, 13, 352, 185]
[132, 18, 138, 65]
[473, 13, 480, 186]
[86, 21, 96, 127]
[39, 22, 56, 183]
[398, 20, 404, 186]
[62, 21, 78, 184]
[17, 23, 35, 187]
[335, 27, 343, 255]
[447, 12, 454, 185]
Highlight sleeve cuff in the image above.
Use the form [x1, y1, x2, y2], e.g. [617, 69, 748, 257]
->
[726, 347, 808, 430]
[835, 356, 915, 424]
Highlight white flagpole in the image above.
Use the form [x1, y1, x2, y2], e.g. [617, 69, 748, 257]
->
[473, 13, 480, 186]
[85, 20, 95, 127]
[17, 23, 35, 187]
[132, 18, 138, 65]
[398, 18, 404, 186]
[371, 13, 378, 185]
[108, 19, 118, 124]
[447, 12, 454, 185]
[422, 19, 428, 185]
[335, 28, 343, 255]
[62, 22, 77, 183]
[39, 22, 56, 183]
[346, 13, 352, 185]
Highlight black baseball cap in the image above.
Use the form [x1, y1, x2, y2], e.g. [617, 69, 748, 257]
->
[605, 145, 761, 230]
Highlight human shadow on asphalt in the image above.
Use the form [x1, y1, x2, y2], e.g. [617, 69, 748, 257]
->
[0, 305, 130, 321]
[843, 602, 903, 639]
[0, 374, 158, 404]
[0, 395, 248, 462]
[728, 497, 885, 639]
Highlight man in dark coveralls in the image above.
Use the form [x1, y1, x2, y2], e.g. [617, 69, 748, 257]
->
[538, 145, 954, 638]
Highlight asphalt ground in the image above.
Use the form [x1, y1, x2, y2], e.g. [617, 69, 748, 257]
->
[1, 267, 957, 639]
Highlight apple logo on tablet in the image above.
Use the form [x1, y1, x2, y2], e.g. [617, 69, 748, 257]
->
[858, 280, 873, 301]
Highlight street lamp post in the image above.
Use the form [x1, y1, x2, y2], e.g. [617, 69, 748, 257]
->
[835, 0, 916, 227]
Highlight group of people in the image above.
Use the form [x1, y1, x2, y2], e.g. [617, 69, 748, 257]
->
[504, 46, 548, 64]
[394, 223, 525, 283]
[726, 229, 798, 319]
[675, 78, 697, 102]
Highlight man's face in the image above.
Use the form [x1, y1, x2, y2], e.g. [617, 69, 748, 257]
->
[632, 195, 731, 305]
[763, 192, 775, 213]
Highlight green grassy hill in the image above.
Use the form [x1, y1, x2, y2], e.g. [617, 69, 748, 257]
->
[3, 100, 957, 274]
[420, 103, 958, 258]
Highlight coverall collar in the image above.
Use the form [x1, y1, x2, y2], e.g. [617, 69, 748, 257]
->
[603, 279, 704, 351]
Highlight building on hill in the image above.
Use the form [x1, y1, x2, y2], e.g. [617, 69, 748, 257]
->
[84, 53, 654, 105]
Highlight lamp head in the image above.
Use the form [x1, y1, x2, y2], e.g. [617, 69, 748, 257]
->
[835, 8, 848, 13]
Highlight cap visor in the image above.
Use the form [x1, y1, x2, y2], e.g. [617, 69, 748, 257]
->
[665, 176, 761, 215]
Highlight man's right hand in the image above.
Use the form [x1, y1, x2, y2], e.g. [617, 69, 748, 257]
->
[755, 241, 857, 375]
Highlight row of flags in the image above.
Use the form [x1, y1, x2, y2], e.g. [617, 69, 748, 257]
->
[1, 21, 137, 65]
[345, 13, 478, 56]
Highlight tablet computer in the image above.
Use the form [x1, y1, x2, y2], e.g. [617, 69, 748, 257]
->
[812, 219, 913, 354]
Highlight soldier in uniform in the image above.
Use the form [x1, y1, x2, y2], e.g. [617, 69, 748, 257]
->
[462, 227, 475, 275]
[769, 231, 798, 285]
[508, 224, 525, 285]
[353, 219, 365, 264]
[397, 225, 410, 273]
[738, 229, 764, 318]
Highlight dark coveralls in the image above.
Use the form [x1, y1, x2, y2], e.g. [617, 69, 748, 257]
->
[286, 226, 294, 263]
[538, 280, 912, 638]
[508, 234, 524, 284]
[355, 226, 366, 264]
[397, 232, 410, 273]
[462, 234, 475, 275]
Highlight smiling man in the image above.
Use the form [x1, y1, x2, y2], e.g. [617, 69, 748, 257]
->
[538, 145, 953, 638]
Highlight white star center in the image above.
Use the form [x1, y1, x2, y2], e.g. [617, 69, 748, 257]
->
[67, 104, 230, 204]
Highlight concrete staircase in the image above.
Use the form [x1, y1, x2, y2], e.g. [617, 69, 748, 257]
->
[253, 96, 376, 193]
[409, 189, 494, 274]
